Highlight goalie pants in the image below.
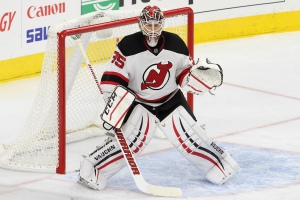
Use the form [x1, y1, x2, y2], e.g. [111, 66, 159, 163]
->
[124, 89, 196, 122]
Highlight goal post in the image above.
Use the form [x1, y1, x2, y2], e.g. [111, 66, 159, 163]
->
[0, 7, 194, 174]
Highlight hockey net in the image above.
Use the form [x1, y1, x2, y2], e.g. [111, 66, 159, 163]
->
[0, 7, 194, 173]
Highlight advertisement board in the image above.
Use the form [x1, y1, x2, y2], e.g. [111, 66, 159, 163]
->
[1, 0, 299, 60]
[0, 0, 299, 82]
[1, 4, 21, 59]
[0, 0, 81, 60]
[79, 0, 295, 21]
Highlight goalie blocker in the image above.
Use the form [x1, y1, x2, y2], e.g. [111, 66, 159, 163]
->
[100, 85, 135, 129]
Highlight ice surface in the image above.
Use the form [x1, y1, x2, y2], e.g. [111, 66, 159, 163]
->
[0, 31, 300, 200]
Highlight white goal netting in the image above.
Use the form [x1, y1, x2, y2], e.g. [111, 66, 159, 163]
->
[0, 8, 192, 173]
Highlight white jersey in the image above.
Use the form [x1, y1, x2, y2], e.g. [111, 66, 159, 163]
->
[100, 31, 193, 106]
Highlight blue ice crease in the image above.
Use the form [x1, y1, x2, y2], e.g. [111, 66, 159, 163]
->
[106, 143, 300, 196]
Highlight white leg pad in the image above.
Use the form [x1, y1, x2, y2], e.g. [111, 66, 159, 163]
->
[78, 137, 120, 190]
[154, 128, 167, 139]
[159, 106, 239, 184]
[78, 159, 107, 190]
[205, 153, 240, 185]
[121, 104, 159, 153]
[78, 105, 158, 190]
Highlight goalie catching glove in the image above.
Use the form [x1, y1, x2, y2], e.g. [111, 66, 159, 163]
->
[101, 85, 135, 129]
[183, 58, 223, 95]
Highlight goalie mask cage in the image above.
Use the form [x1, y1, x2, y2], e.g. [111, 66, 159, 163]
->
[0, 7, 194, 174]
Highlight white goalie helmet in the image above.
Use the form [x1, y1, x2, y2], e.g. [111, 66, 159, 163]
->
[138, 5, 165, 47]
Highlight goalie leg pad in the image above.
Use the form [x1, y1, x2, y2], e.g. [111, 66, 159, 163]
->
[205, 152, 240, 185]
[78, 159, 107, 190]
[121, 104, 159, 154]
[159, 106, 239, 184]
[79, 105, 158, 189]
[78, 137, 122, 190]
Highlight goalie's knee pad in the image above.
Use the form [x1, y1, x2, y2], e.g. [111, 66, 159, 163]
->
[159, 106, 239, 185]
[122, 104, 159, 153]
[78, 105, 158, 189]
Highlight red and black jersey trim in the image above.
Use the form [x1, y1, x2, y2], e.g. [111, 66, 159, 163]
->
[143, 34, 165, 55]
[101, 71, 129, 87]
[176, 66, 191, 86]
[136, 92, 174, 104]
[118, 31, 189, 57]
[173, 117, 226, 175]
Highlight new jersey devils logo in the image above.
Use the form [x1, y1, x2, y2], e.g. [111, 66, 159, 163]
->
[141, 61, 172, 90]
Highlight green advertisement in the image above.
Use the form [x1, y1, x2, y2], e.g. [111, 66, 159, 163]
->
[81, 0, 120, 14]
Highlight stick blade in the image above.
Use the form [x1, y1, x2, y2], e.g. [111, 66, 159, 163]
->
[143, 184, 182, 197]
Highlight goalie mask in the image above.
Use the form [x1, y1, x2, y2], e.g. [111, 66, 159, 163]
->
[139, 5, 165, 47]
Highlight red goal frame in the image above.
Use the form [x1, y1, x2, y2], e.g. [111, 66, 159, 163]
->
[57, 7, 194, 174]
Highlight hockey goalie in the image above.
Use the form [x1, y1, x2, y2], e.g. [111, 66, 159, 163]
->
[78, 5, 239, 191]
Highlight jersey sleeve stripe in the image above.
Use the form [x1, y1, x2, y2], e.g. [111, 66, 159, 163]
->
[102, 71, 129, 82]
[101, 73, 129, 87]
[176, 66, 191, 86]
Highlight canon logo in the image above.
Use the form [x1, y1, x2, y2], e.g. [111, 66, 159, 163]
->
[27, 2, 66, 19]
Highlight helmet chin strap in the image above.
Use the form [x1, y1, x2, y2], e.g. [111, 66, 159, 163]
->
[146, 36, 159, 47]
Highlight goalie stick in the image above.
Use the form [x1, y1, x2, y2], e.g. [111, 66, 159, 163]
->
[73, 35, 182, 197]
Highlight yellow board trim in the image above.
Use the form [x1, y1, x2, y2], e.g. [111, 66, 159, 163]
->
[195, 10, 300, 44]
[0, 53, 44, 83]
[1, 10, 300, 83]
